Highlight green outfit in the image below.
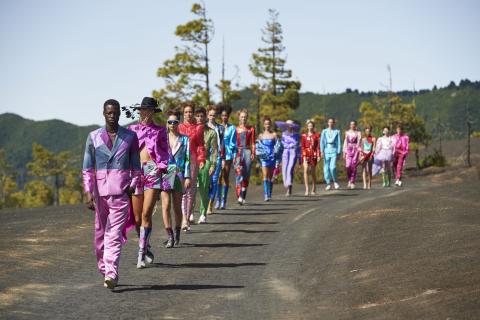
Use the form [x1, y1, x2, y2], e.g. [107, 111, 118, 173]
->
[198, 126, 218, 216]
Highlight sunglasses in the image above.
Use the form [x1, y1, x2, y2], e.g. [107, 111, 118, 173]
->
[167, 119, 179, 125]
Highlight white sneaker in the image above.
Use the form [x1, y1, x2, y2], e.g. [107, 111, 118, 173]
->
[198, 215, 206, 224]
[325, 185, 331, 191]
[350, 183, 355, 190]
[145, 249, 154, 264]
[104, 277, 118, 290]
[398, 180, 403, 187]
[334, 182, 340, 190]
[304, 191, 309, 196]
[189, 214, 194, 222]
[137, 254, 146, 269]
[238, 197, 244, 205]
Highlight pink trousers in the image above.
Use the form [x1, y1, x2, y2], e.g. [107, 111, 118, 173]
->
[393, 153, 406, 180]
[345, 153, 358, 183]
[94, 194, 130, 279]
[182, 160, 199, 218]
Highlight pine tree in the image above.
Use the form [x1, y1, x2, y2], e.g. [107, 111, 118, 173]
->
[249, 9, 301, 110]
[26, 143, 75, 206]
[154, 3, 214, 109]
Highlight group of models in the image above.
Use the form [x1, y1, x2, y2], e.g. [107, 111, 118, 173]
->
[82, 97, 409, 289]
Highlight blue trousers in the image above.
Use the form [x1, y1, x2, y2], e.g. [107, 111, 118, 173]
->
[209, 160, 222, 200]
[323, 153, 338, 184]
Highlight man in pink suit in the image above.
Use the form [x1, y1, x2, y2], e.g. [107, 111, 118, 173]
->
[82, 99, 141, 290]
[392, 125, 409, 187]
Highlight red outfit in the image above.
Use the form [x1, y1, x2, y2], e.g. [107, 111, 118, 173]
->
[235, 125, 255, 198]
[178, 122, 206, 164]
[301, 133, 320, 166]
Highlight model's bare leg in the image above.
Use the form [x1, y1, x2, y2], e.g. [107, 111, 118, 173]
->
[303, 161, 309, 195]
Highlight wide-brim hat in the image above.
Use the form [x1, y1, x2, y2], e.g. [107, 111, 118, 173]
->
[275, 120, 300, 132]
[133, 97, 162, 112]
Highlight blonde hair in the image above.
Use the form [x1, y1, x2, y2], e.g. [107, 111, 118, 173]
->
[237, 108, 248, 117]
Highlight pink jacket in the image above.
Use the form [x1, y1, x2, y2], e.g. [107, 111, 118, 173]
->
[393, 133, 409, 156]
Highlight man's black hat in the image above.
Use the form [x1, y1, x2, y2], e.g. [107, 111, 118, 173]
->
[134, 97, 162, 112]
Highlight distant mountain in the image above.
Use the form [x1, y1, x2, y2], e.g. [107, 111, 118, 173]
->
[0, 113, 99, 184]
[233, 80, 480, 137]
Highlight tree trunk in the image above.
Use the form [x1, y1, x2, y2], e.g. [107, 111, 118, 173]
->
[204, 41, 210, 105]
[256, 92, 261, 135]
[415, 148, 420, 170]
[466, 120, 471, 167]
[54, 174, 59, 206]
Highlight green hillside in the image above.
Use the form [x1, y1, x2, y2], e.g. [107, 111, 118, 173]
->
[0, 113, 98, 184]
[234, 80, 480, 137]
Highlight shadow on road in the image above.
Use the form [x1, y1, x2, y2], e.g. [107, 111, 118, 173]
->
[224, 207, 290, 211]
[274, 198, 321, 202]
[217, 211, 289, 216]
[113, 284, 245, 293]
[207, 221, 279, 225]
[151, 262, 267, 268]
[321, 193, 359, 197]
[181, 242, 267, 248]
[192, 229, 279, 234]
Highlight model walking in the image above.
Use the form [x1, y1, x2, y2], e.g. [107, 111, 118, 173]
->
[301, 120, 320, 195]
[343, 120, 362, 189]
[358, 125, 376, 189]
[161, 111, 191, 247]
[178, 102, 206, 230]
[216, 105, 237, 209]
[195, 107, 218, 224]
[373, 126, 395, 187]
[235, 109, 255, 205]
[256, 116, 282, 201]
[320, 118, 342, 190]
[127, 97, 169, 269]
[82, 99, 141, 289]
[206, 104, 224, 214]
[276, 120, 300, 196]
[392, 125, 409, 187]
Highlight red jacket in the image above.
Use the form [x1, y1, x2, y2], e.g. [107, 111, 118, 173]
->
[179, 122, 206, 164]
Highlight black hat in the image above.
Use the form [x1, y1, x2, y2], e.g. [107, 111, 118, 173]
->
[134, 97, 162, 112]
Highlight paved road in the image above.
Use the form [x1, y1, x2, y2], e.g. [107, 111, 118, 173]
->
[1, 165, 479, 319]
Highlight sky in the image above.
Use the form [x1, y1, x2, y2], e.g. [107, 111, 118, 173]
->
[0, 0, 479, 126]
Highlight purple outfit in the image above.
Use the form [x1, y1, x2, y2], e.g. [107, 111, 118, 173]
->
[281, 132, 300, 188]
[373, 136, 395, 176]
[82, 127, 141, 280]
[343, 130, 362, 183]
[127, 123, 169, 191]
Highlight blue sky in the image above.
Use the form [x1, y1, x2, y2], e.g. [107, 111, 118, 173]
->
[0, 0, 479, 126]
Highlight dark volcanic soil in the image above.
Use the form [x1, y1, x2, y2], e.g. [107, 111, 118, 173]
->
[1, 163, 479, 319]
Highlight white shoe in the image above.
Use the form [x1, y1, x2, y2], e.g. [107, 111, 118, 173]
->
[189, 214, 194, 222]
[104, 277, 118, 290]
[238, 197, 244, 205]
[304, 191, 309, 196]
[145, 249, 154, 264]
[350, 183, 355, 190]
[398, 180, 403, 187]
[137, 254, 146, 269]
[198, 215, 206, 224]
[334, 182, 340, 190]
[325, 185, 331, 191]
